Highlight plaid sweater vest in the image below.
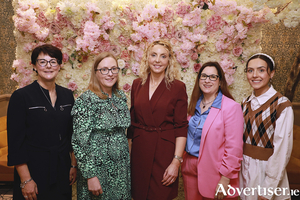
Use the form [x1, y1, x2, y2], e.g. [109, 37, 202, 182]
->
[241, 92, 292, 160]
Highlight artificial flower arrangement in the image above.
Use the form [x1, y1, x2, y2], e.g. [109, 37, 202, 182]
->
[11, 0, 271, 102]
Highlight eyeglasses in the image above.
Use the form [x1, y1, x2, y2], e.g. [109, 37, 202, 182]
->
[37, 59, 59, 67]
[200, 73, 219, 81]
[95, 67, 120, 75]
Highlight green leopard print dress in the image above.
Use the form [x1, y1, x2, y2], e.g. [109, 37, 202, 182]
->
[71, 90, 131, 200]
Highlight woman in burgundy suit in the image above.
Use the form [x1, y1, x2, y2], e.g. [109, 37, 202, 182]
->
[127, 40, 188, 200]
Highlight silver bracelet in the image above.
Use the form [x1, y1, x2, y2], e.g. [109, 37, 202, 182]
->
[174, 155, 183, 163]
[20, 178, 33, 189]
[71, 165, 77, 168]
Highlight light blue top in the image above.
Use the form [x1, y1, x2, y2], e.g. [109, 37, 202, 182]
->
[185, 91, 223, 157]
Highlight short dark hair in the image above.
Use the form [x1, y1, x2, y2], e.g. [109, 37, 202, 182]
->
[31, 44, 63, 65]
[188, 62, 234, 116]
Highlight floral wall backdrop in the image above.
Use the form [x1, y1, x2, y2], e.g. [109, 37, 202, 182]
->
[10, 0, 273, 103]
[5, 0, 300, 103]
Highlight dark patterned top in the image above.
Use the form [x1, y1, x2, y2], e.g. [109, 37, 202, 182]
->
[242, 92, 292, 149]
[71, 89, 131, 200]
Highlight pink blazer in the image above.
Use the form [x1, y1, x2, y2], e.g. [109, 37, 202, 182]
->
[197, 95, 243, 198]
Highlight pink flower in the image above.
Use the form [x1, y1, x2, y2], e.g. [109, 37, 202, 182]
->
[191, 52, 198, 61]
[51, 35, 64, 49]
[102, 21, 115, 30]
[131, 62, 140, 76]
[13, 59, 26, 70]
[141, 4, 158, 22]
[223, 25, 235, 37]
[118, 35, 132, 46]
[183, 8, 202, 27]
[122, 83, 131, 93]
[96, 40, 111, 53]
[68, 81, 78, 91]
[174, 30, 184, 42]
[232, 46, 243, 57]
[235, 23, 248, 39]
[85, 2, 101, 20]
[181, 41, 195, 52]
[225, 74, 234, 86]
[196, 44, 206, 54]
[49, 23, 61, 34]
[19, 77, 32, 88]
[193, 63, 202, 72]
[10, 73, 20, 82]
[24, 68, 33, 76]
[220, 56, 235, 73]
[83, 21, 100, 40]
[82, 74, 89, 81]
[206, 15, 225, 32]
[120, 50, 131, 62]
[23, 43, 35, 53]
[62, 53, 69, 62]
[36, 12, 48, 27]
[119, 19, 127, 27]
[110, 45, 121, 57]
[161, 5, 174, 24]
[170, 38, 179, 46]
[176, 1, 191, 18]
[129, 46, 143, 62]
[35, 28, 49, 41]
[65, 73, 72, 79]
[176, 52, 190, 69]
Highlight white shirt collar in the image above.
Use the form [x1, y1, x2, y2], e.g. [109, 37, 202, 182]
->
[246, 85, 277, 106]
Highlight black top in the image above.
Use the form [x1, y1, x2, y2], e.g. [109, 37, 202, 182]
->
[7, 80, 74, 197]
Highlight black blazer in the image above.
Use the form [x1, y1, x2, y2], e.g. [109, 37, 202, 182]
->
[7, 80, 74, 198]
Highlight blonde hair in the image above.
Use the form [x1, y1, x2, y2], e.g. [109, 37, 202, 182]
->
[87, 52, 120, 99]
[139, 40, 180, 86]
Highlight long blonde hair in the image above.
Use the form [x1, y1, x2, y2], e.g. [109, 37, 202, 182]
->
[139, 40, 180, 87]
[87, 52, 120, 99]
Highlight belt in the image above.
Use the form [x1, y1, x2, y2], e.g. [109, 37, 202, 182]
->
[243, 143, 273, 161]
[131, 122, 174, 132]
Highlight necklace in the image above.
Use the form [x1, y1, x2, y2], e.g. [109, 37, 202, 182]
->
[38, 82, 56, 109]
[201, 96, 216, 109]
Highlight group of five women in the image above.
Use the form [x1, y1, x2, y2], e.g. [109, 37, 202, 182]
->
[7, 40, 293, 200]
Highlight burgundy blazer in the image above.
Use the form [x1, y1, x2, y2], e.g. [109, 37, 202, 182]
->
[128, 77, 188, 200]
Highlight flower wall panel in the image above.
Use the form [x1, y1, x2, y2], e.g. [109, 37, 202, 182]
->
[2, 0, 299, 103]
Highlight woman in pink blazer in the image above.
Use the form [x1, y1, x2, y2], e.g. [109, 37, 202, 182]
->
[182, 62, 244, 200]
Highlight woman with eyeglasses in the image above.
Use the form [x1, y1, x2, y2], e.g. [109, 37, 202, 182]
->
[71, 52, 131, 200]
[181, 62, 244, 200]
[127, 40, 188, 200]
[7, 44, 77, 200]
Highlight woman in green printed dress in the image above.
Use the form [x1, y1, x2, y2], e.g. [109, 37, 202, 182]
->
[71, 52, 131, 200]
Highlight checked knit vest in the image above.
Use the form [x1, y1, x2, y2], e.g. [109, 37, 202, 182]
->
[241, 92, 292, 161]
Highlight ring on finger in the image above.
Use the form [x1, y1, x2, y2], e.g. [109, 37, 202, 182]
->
[24, 196, 28, 198]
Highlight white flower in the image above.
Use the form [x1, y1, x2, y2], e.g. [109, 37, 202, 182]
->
[117, 59, 126, 69]
[57, 1, 78, 17]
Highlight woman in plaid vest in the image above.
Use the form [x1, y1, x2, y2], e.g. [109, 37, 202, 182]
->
[240, 53, 293, 200]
